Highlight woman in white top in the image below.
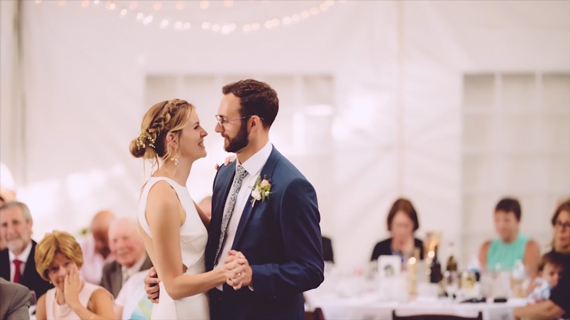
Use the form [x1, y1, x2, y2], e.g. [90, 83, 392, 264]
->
[129, 99, 243, 319]
[34, 231, 115, 320]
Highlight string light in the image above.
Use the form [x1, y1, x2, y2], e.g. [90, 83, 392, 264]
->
[143, 15, 153, 25]
[39, 0, 336, 34]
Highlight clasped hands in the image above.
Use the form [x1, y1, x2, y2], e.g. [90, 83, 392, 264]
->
[223, 250, 252, 290]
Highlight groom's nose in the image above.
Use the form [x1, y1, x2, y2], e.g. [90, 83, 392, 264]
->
[215, 122, 223, 133]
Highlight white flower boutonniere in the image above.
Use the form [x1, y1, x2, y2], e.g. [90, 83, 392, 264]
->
[251, 175, 271, 207]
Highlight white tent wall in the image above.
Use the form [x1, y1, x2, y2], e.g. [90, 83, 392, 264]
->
[1, 0, 568, 270]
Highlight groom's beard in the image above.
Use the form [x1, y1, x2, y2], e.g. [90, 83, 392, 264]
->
[224, 123, 249, 153]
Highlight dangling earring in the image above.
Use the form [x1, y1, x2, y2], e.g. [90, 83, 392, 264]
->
[171, 156, 179, 166]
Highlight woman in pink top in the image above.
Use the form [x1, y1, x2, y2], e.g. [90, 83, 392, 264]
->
[34, 231, 115, 320]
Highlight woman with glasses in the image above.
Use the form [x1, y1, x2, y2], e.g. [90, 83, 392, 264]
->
[514, 199, 570, 319]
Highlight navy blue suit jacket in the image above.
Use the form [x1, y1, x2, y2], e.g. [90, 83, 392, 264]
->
[206, 146, 324, 320]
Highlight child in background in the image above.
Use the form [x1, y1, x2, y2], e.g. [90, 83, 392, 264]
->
[527, 251, 564, 304]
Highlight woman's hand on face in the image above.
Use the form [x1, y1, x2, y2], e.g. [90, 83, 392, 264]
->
[63, 265, 82, 308]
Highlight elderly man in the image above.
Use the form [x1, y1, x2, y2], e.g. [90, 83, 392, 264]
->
[80, 210, 115, 284]
[0, 201, 52, 300]
[101, 217, 152, 298]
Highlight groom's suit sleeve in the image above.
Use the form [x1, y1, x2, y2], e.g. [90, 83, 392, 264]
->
[250, 177, 324, 295]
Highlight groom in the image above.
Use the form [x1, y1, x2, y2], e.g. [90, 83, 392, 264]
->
[146, 79, 324, 320]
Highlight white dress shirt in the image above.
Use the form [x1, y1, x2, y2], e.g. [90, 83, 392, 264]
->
[121, 254, 147, 284]
[215, 141, 272, 290]
[8, 241, 33, 282]
[79, 236, 114, 284]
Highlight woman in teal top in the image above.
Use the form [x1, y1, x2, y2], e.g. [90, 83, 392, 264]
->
[479, 198, 540, 277]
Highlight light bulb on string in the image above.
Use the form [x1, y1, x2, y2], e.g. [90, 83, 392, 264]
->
[175, 1, 185, 10]
[310, 7, 319, 15]
[291, 13, 301, 22]
[128, 1, 137, 10]
[93, 0, 100, 5]
[81, 0, 90, 8]
[282, 16, 292, 25]
[200, 1, 209, 9]
[34, 0, 41, 4]
[300, 10, 310, 19]
[160, 19, 169, 29]
[143, 15, 153, 25]
[120, 8, 128, 16]
[136, 12, 144, 20]
[58, 0, 65, 6]
[319, 3, 329, 11]
[153, 1, 162, 11]
[174, 21, 183, 29]
[224, 0, 233, 7]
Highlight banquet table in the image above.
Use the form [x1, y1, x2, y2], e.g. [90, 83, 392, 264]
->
[305, 291, 526, 320]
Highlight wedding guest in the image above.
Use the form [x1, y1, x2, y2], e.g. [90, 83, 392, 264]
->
[479, 197, 540, 276]
[101, 218, 152, 298]
[80, 210, 115, 284]
[513, 200, 570, 319]
[371, 198, 424, 263]
[34, 231, 115, 320]
[113, 270, 153, 320]
[0, 201, 52, 299]
[0, 278, 31, 320]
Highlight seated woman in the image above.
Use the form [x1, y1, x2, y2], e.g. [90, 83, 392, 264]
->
[34, 231, 115, 320]
[371, 198, 424, 264]
[479, 198, 540, 277]
[514, 199, 570, 319]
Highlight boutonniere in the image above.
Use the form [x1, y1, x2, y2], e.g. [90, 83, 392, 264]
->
[251, 175, 271, 207]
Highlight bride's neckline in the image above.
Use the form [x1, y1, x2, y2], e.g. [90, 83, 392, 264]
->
[150, 176, 186, 188]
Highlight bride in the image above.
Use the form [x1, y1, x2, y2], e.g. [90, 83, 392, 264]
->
[129, 99, 241, 319]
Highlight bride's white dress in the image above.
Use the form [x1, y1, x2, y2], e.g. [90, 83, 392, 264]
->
[138, 177, 209, 320]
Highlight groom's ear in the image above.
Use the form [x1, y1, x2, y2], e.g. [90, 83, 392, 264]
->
[250, 115, 263, 130]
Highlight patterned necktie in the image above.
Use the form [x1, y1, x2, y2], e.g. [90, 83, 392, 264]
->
[13, 259, 23, 283]
[214, 165, 248, 266]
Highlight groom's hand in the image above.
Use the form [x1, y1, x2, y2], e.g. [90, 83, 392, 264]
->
[224, 251, 252, 289]
[144, 267, 160, 303]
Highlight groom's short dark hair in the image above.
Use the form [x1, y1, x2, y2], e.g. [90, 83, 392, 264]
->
[222, 79, 279, 129]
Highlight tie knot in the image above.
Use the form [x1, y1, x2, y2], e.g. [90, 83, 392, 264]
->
[13, 259, 22, 268]
[236, 165, 248, 179]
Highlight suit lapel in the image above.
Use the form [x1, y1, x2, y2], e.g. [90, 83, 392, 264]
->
[0, 249, 9, 281]
[232, 147, 281, 249]
[21, 242, 37, 283]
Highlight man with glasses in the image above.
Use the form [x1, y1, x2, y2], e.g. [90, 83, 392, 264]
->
[145, 79, 324, 320]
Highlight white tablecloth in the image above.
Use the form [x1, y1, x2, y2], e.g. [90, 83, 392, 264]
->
[305, 292, 526, 320]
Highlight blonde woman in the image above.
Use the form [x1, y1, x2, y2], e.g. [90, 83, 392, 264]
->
[129, 99, 241, 319]
[34, 231, 114, 320]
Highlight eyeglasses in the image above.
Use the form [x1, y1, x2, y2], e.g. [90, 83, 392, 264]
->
[215, 115, 252, 128]
[555, 221, 570, 230]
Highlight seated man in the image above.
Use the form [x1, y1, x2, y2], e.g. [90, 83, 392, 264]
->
[0, 201, 52, 299]
[0, 278, 30, 320]
[101, 218, 152, 298]
[114, 270, 153, 320]
[80, 210, 115, 285]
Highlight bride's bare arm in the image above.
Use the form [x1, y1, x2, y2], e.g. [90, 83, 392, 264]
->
[146, 182, 230, 300]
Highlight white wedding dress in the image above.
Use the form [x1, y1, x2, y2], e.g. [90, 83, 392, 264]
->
[138, 177, 210, 320]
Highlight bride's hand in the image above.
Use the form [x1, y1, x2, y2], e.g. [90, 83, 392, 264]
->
[214, 155, 237, 170]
